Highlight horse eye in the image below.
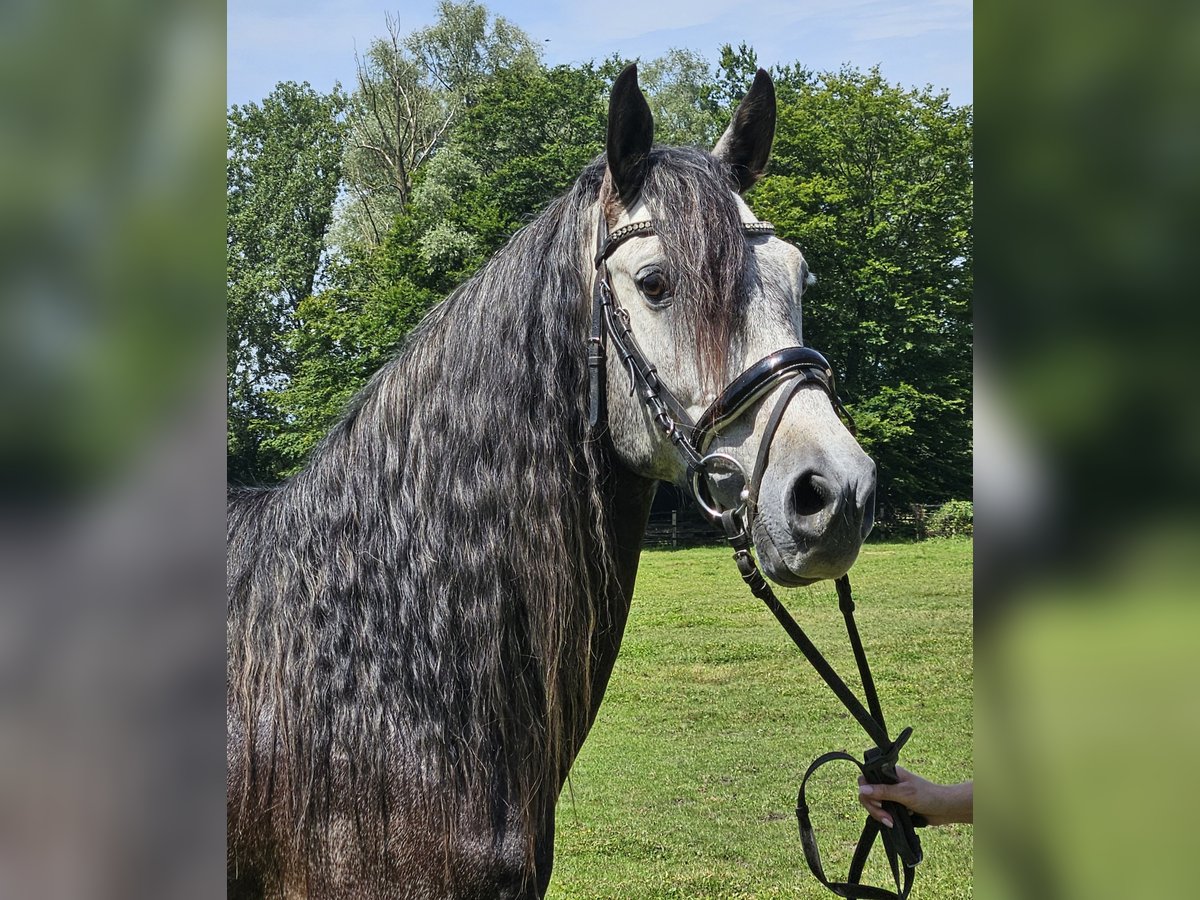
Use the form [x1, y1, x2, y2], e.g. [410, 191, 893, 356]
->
[636, 268, 671, 305]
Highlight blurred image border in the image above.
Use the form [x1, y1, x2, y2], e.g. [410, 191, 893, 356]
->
[2, 0, 1197, 896]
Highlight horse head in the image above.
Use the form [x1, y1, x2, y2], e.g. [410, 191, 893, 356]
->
[595, 65, 876, 585]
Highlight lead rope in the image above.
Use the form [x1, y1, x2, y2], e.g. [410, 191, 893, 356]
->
[718, 377, 925, 900]
[720, 514, 925, 899]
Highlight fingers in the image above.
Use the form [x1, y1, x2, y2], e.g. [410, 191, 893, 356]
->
[857, 781, 894, 828]
[858, 768, 920, 827]
[858, 780, 902, 804]
[856, 769, 974, 828]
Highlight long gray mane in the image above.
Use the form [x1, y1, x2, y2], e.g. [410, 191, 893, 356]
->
[227, 146, 750, 878]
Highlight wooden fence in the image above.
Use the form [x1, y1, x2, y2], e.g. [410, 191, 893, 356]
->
[640, 500, 941, 547]
[642, 506, 722, 548]
[872, 503, 938, 539]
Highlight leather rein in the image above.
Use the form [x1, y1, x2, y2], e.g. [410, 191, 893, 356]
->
[587, 210, 926, 900]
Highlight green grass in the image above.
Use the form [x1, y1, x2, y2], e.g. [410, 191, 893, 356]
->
[549, 539, 973, 899]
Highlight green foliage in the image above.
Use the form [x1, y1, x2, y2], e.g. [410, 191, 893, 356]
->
[756, 66, 972, 399]
[927, 500, 974, 537]
[715, 41, 760, 104]
[336, 2, 540, 249]
[752, 66, 972, 508]
[639, 49, 723, 147]
[409, 0, 541, 101]
[262, 230, 438, 474]
[227, 81, 347, 483]
[852, 383, 971, 509]
[435, 63, 608, 261]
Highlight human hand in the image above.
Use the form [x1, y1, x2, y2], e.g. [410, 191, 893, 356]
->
[857, 767, 973, 827]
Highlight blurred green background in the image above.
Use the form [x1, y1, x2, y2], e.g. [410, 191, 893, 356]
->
[0, 2, 226, 899]
[976, 1, 1200, 897]
[0, 0, 225, 503]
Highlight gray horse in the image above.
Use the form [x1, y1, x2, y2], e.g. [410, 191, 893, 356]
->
[227, 65, 874, 899]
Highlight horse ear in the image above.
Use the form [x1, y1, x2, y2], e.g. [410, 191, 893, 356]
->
[606, 64, 654, 205]
[713, 69, 777, 192]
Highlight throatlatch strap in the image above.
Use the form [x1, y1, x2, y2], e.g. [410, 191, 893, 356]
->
[588, 215, 610, 433]
[587, 277, 607, 432]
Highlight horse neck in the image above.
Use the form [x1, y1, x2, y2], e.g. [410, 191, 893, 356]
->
[586, 452, 658, 731]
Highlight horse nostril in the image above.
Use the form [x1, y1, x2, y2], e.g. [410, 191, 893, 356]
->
[790, 471, 828, 517]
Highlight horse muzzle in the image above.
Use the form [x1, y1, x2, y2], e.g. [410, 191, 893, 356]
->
[752, 450, 876, 586]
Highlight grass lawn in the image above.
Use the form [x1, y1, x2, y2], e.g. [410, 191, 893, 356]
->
[549, 538, 973, 899]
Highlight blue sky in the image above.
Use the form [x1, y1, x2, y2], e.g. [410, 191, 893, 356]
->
[228, 0, 971, 108]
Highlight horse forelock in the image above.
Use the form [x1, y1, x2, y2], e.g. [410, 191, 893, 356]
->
[633, 146, 750, 389]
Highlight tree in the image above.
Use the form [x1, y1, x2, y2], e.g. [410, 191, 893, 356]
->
[852, 384, 969, 510]
[263, 62, 610, 470]
[440, 63, 607, 260]
[752, 66, 973, 508]
[336, 2, 540, 249]
[261, 243, 437, 472]
[715, 42, 760, 105]
[227, 82, 347, 483]
[638, 49, 723, 147]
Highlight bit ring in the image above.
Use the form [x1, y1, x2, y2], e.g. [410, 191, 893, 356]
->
[692, 452, 749, 521]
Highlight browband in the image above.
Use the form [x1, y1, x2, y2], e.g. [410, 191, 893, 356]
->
[595, 219, 775, 267]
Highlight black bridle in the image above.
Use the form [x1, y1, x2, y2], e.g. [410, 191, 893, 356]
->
[587, 211, 926, 900]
